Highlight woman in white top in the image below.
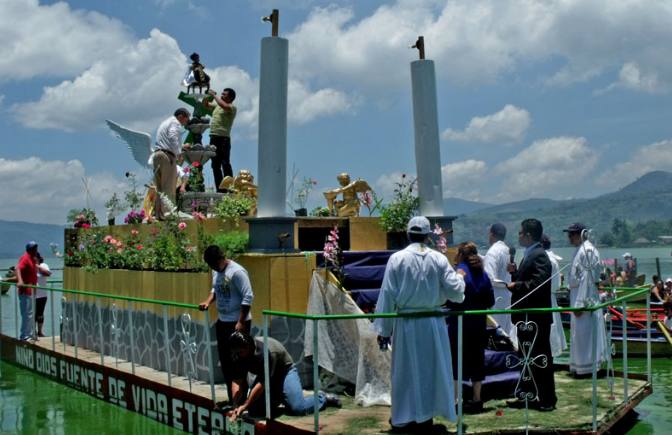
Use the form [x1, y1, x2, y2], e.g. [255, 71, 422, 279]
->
[35, 254, 52, 337]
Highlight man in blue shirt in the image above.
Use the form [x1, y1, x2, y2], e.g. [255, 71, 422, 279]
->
[199, 245, 254, 402]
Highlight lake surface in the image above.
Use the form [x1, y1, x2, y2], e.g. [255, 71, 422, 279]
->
[1, 250, 671, 434]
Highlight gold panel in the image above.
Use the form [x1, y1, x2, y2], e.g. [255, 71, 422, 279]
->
[349, 217, 386, 251]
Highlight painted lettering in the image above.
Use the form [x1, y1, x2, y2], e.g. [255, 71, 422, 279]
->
[157, 393, 168, 423]
[197, 406, 208, 435]
[183, 402, 196, 432]
[172, 398, 184, 431]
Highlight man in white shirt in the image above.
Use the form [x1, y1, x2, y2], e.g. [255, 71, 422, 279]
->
[152, 108, 190, 219]
[374, 216, 465, 432]
[483, 223, 516, 343]
[199, 245, 254, 403]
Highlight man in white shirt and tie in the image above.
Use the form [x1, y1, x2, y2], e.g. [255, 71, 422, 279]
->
[152, 108, 190, 219]
[483, 223, 516, 344]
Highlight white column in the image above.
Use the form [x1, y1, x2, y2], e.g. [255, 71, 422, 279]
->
[411, 59, 444, 216]
[257, 36, 289, 217]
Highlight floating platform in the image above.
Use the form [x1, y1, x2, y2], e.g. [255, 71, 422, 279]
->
[0, 333, 652, 435]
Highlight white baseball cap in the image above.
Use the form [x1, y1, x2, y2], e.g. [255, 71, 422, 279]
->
[665, 278, 672, 284]
[622, 252, 632, 258]
[407, 216, 431, 235]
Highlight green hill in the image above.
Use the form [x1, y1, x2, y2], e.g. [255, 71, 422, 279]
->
[453, 171, 672, 246]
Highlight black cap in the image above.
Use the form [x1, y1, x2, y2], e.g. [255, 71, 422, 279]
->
[563, 222, 586, 233]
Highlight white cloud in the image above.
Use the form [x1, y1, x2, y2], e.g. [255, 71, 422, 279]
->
[374, 171, 414, 202]
[0, 0, 132, 81]
[495, 136, 598, 200]
[288, 80, 354, 124]
[442, 105, 530, 144]
[287, 0, 672, 93]
[0, 157, 127, 224]
[596, 139, 672, 187]
[441, 160, 488, 199]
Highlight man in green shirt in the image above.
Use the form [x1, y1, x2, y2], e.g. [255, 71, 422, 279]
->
[205, 88, 237, 192]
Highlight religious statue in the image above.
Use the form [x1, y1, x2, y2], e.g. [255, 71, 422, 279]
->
[220, 169, 259, 215]
[323, 173, 372, 217]
[182, 52, 211, 94]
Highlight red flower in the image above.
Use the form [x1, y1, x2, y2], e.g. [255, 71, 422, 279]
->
[192, 161, 201, 168]
[495, 409, 504, 417]
[81, 223, 91, 229]
[136, 244, 143, 250]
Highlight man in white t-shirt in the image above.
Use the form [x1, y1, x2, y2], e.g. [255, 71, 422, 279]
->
[199, 245, 254, 403]
[35, 254, 52, 337]
[483, 223, 516, 343]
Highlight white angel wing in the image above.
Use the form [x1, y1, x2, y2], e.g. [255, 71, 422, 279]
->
[105, 120, 152, 169]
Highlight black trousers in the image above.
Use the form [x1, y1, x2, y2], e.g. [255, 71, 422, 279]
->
[35, 297, 47, 323]
[516, 321, 557, 407]
[210, 135, 232, 192]
[215, 319, 251, 401]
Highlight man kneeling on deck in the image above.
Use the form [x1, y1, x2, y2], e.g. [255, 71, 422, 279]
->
[227, 331, 341, 421]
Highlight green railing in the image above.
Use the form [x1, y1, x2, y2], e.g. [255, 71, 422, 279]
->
[262, 286, 652, 434]
[0, 280, 215, 403]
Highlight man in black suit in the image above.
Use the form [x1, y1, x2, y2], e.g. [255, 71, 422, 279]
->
[506, 218, 557, 411]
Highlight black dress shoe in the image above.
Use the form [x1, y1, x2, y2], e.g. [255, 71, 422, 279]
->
[536, 404, 556, 412]
[324, 393, 342, 408]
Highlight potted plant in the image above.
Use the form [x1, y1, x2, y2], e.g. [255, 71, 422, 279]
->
[293, 177, 317, 216]
[378, 175, 419, 249]
[104, 192, 125, 226]
[67, 208, 99, 229]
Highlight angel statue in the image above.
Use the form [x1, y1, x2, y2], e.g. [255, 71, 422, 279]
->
[220, 169, 258, 215]
[323, 173, 372, 217]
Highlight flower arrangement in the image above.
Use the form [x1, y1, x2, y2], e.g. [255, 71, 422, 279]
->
[185, 161, 205, 192]
[124, 209, 145, 224]
[67, 208, 98, 229]
[379, 174, 420, 233]
[310, 206, 331, 217]
[323, 225, 343, 282]
[432, 224, 448, 254]
[359, 190, 384, 216]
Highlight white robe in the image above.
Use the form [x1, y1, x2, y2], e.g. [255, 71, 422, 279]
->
[568, 241, 609, 375]
[484, 240, 516, 343]
[374, 243, 465, 426]
[546, 250, 568, 357]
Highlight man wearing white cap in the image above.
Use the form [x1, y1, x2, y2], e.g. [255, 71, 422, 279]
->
[374, 216, 466, 432]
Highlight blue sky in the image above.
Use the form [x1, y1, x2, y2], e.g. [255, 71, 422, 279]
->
[1, 0, 672, 224]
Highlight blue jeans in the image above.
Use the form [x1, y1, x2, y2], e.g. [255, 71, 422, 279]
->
[19, 294, 33, 340]
[282, 367, 326, 416]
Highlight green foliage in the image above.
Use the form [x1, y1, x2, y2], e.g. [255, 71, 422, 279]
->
[104, 192, 125, 219]
[214, 194, 255, 225]
[310, 206, 331, 217]
[379, 175, 419, 232]
[211, 231, 249, 260]
[186, 162, 205, 192]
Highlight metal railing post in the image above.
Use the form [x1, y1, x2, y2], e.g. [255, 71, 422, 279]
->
[263, 314, 271, 419]
[50, 288, 55, 351]
[97, 299, 105, 366]
[162, 306, 172, 387]
[128, 301, 136, 375]
[622, 302, 628, 403]
[204, 309, 216, 404]
[591, 309, 598, 433]
[31, 291, 37, 340]
[313, 319, 320, 434]
[14, 289, 19, 339]
[645, 295, 651, 383]
[73, 293, 79, 359]
[457, 314, 463, 435]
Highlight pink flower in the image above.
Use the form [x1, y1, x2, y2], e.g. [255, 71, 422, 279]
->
[103, 235, 113, 243]
[109, 238, 118, 245]
[131, 229, 139, 236]
[81, 223, 91, 229]
[178, 222, 187, 231]
[136, 244, 143, 250]
[115, 241, 123, 248]
[192, 211, 206, 222]
[433, 223, 443, 236]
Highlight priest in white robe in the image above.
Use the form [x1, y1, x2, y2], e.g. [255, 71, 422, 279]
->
[483, 223, 517, 344]
[541, 234, 568, 357]
[564, 223, 608, 376]
[374, 216, 465, 431]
